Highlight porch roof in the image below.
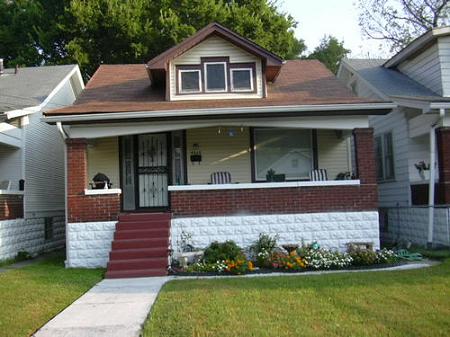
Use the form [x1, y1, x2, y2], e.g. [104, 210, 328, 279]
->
[44, 60, 391, 120]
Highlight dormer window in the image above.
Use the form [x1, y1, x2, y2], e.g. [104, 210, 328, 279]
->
[204, 62, 227, 92]
[230, 68, 253, 92]
[179, 69, 201, 93]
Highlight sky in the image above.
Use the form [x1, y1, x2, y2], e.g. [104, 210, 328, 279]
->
[279, 0, 389, 58]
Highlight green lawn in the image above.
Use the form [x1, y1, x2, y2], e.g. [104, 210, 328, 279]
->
[144, 259, 450, 337]
[0, 252, 104, 337]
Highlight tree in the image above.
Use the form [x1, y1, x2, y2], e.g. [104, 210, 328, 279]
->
[0, 0, 305, 78]
[358, 0, 450, 52]
[307, 36, 350, 74]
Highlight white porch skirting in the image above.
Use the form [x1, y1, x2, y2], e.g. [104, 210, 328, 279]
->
[171, 211, 380, 254]
[66, 221, 116, 268]
[0, 213, 65, 261]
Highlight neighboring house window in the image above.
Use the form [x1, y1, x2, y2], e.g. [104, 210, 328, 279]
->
[375, 132, 395, 181]
[204, 62, 227, 92]
[252, 128, 313, 181]
[230, 68, 253, 92]
[179, 69, 201, 93]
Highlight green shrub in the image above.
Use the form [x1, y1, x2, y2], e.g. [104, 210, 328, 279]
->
[203, 241, 243, 264]
[249, 233, 278, 267]
[16, 251, 32, 262]
[348, 249, 377, 266]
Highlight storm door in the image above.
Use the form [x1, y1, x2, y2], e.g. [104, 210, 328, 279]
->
[137, 133, 169, 209]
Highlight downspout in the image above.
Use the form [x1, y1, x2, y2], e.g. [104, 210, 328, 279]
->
[57, 122, 70, 266]
[427, 108, 446, 248]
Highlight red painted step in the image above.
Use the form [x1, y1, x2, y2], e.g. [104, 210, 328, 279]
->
[107, 257, 167, 271]
[106, 212, 171, 279]
[119, 213, 170, 222]
[112, 238, 168, 250]
[110, 247, 169, 260]
[105, 268, 167, 279]
[116, 221, 169, 231]
[114, 228, 169, 240]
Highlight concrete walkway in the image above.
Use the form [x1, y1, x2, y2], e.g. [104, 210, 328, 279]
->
[33, 276, 171, 337]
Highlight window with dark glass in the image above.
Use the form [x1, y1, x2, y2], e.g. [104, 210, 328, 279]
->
[204, 62, 227, 92]
[231, 68, 253, 91]
[179, 70, 201, 93]
[375, 132, 395, 181]
[253, 128, 313, 181]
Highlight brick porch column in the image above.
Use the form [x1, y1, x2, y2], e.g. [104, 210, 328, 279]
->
[66, 139, 88, 222]
[436, 127, 450, 204]
[353, 128, 377, 185]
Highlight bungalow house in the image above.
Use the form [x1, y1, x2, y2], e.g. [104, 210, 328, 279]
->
[338, 26, 450, 248]
[0, 62, 84, 261]
[43, 23, 394, 278]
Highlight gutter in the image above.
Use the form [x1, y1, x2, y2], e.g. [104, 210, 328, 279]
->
[42, 102, 396, 124]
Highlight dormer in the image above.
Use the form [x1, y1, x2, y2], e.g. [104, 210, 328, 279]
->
[146, 22, 284, 101]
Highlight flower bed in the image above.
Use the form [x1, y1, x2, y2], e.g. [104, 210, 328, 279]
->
[171, 234, 402, 276]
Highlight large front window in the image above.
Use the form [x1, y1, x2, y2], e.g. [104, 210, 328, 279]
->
[253, 128, 313, 181]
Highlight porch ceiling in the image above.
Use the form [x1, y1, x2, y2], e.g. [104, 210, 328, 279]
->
[66, 115, 371, 139]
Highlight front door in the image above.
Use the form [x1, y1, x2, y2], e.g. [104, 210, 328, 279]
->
[137, 133, 169, 209]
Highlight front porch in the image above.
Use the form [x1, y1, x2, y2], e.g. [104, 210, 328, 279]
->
[64, 121, 380, 269]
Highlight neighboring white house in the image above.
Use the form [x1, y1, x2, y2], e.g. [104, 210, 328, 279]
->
[338, 26, 450, 248]
[0, 61, 84, 261]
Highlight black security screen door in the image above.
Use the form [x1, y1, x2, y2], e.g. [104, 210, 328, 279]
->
[137, 133, 169, 208]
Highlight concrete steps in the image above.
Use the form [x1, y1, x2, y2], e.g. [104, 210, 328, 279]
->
[105, 213, 171, 278]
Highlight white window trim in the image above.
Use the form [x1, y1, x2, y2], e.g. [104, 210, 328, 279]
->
[178, 69, 202, 94]
[230, 68, 253, 92]
[204, 62, 228, 92]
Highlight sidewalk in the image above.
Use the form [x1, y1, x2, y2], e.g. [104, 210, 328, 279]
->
[33, 276, 171, 337]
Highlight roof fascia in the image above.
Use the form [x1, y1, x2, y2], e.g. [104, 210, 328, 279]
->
[384, 26, 450, 68]
[42, 102, 396, 124]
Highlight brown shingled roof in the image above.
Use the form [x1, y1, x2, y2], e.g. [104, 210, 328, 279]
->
[45, 60, 382, 116]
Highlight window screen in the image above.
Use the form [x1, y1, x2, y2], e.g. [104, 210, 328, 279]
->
[205, 63, 226, 91]
[180, 70, 200, 93]
[231, 69, 252, 91]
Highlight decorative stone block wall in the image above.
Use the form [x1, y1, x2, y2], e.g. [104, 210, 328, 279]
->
[381, 207, 450, 247]
[66, 139, 120, 223]
[436, 127, 450, 204]
[0, 194, 24, 220]
[66, 221, 116, 268]
[0, 213, 65, 261]
[171, 211, 380, 253]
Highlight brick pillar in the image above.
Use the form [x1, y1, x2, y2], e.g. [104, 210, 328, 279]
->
[353, 128, 377, 185]
[66, 139, 88, 222]
[436, 127, 450, 204]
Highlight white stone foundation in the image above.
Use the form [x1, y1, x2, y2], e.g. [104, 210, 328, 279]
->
[66, 221, 116, 268]
[0, 214, 65, 261]
[382, 207, 450, 247]
[171, 211, 380, 253]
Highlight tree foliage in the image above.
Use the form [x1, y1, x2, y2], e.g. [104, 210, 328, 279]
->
[307, 36, 350, 74]
[358, 0, 450, 52]
[0, 0, 305, 78]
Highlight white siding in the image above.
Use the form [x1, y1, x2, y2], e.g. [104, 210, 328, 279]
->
[170, 35, 263, 100]
[186, 127, 251, 184]
[0, 144, 23, 190]
[369, 108, 411, 207]
[317, 130, 352, 180]
[398, 42, 443, 95]
[87, 137, 120, 189]
[24, 78, 77, 217]
[438, 36, 450, 97]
